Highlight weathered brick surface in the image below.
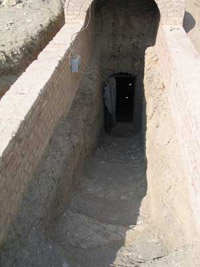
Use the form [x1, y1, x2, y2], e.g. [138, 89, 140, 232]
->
[156, 25, 200, 241]
[0, 15, 94, 242]
[65, 0, 185, 26]
[156, 0, 185, 25]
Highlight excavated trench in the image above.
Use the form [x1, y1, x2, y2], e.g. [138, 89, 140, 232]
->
[0, 0, 65, 99]
[1, 0, 185, 266]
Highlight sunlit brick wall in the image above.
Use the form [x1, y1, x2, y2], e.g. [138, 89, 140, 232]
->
[0, 11, 95, 243]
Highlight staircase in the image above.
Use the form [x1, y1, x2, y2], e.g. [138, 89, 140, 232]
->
[50, 123, 169, 267]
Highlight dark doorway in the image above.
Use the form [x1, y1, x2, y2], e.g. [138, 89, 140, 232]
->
[103, 73, 135, 133]
[115, 74, 135, 122]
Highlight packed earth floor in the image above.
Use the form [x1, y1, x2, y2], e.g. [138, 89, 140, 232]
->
[48, 123, 170, 267]
[0, 122, 195, 266]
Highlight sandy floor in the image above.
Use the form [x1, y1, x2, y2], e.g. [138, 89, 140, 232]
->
[1, 122, 196, 266]
[0, 123, 169, 267]
[48, 123, 169, 267]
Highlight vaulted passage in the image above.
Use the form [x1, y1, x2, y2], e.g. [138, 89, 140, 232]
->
[50, 0, 163, 266]
[96, 0, 160, 133]
[1, 0, 169, 266]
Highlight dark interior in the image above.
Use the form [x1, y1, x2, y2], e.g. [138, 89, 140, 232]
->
[103, 73, 136, 133]
[115, 74, 135, 122]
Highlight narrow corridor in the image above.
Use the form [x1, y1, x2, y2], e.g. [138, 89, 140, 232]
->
[50, 124, 168, 267]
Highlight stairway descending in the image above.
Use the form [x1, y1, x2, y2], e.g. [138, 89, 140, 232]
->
[50, 123, 169, 267]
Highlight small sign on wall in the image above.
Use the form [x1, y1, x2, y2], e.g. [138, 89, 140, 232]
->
[70, 55, 81, 73]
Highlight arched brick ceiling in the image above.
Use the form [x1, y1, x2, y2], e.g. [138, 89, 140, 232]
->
[65, 0, 185, 26]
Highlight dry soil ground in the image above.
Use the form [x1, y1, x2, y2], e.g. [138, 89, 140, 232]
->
[1, 122, 197, 266]
[0, 0, 65, 98]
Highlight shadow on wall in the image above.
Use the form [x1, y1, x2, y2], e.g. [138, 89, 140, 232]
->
[183, 11, 196, 33]
[0, 58, 104, 267]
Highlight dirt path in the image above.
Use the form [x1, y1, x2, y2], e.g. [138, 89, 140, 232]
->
[46, 123, 171, 267]
[0, 122, 194, 267]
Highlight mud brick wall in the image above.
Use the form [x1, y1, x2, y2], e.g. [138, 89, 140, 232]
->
[65, 0, 185, 25]
[155, 24, 200, 245]
[0, 13, 95, 243]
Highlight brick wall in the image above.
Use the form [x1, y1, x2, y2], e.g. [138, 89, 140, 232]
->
[156, 0, 185, 25]
[155, 25, 200, 243]
[65, 0, 185, 26]
[0, 11, 95, 243]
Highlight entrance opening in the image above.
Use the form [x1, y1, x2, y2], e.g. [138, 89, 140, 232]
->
[103, 73, 135, 133]
[115, 73, 135, 122]
[97, 0, 160, 134]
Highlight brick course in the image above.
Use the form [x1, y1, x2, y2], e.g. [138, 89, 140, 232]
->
[156, 25, 200, 243]
[0, 14, 94, 242]
[65, 0, 185, 26]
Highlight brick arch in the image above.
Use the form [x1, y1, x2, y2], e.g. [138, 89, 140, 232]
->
[65, 0, 185, 26]
[155, 0, 185, 25]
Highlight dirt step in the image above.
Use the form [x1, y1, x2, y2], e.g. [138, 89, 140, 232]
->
[51, 210, 135, 250]
[49, 127, 169, 267]
[50, 221, 168, 267]
[82, 160, 146, 186]
[69, 191, 144, 226]
[95, 137, 144, 164]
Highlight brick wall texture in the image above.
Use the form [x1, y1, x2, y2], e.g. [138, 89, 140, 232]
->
[156, 25, 200, 242]
[65, 0, 185, 25]
[0, 12, 95, 242]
